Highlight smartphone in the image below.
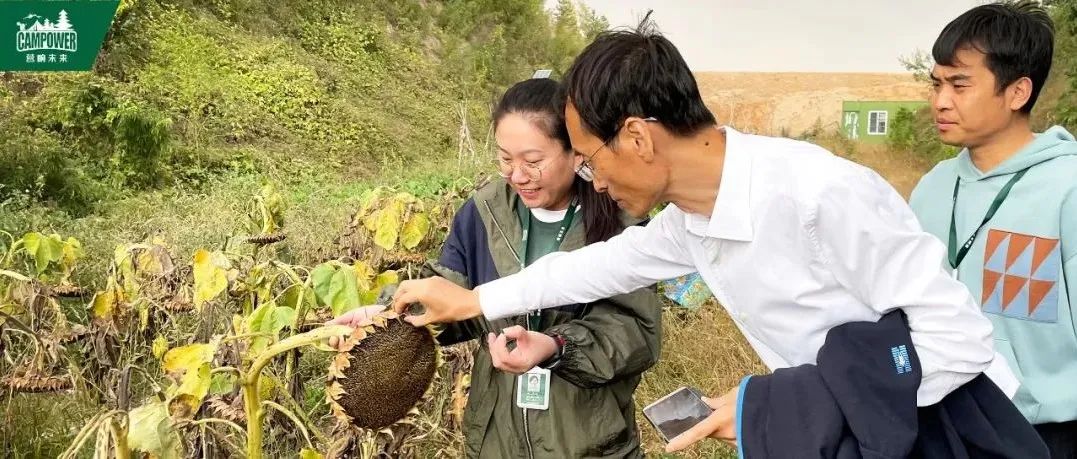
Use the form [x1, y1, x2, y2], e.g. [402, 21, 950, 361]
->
[642, 386, 714, 443]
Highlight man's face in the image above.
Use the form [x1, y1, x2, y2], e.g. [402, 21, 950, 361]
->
[564, 103, 665, 218]
[930, 47, 1025, 148]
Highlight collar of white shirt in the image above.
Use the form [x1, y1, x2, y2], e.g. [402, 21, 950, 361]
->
[685, 126, 754, 242]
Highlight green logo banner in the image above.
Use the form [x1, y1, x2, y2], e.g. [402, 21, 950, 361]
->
[0, 1, 120, 71]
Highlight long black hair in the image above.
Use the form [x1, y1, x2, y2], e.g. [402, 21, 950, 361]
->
[491, 78, 623, 244]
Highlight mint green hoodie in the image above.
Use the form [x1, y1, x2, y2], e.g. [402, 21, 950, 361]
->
[910, 126, 1077, 424]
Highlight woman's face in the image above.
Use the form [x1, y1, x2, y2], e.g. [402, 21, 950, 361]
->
[493, 113, 578, 210]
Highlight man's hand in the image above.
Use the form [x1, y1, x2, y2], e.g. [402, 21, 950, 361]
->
[326, 305, 386, 349]
[487, 326, 558, 375]
[665, 386, 740, 453]
[390, 277, 482, 327]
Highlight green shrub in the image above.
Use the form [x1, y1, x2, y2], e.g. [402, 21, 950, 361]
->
[887, 107, 958, 164]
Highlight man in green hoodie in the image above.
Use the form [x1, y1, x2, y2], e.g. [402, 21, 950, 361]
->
[909, 2, 1077, 456]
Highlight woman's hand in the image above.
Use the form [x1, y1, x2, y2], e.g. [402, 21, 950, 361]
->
[326, 304, 386, 349]
[487, 325, 558, 374]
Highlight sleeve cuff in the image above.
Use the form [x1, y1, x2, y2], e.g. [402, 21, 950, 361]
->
[736, 375, 752, 458]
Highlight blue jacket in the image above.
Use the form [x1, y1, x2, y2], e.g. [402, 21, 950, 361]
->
[738, 310, 1048, 458]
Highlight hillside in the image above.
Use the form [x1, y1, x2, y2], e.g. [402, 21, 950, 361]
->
[695, 71, 929, 135]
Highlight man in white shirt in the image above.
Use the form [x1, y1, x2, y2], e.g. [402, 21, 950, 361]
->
[387, 19, 1017, 454]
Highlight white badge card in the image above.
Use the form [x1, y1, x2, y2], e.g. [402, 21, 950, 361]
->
[516, 367, 551, 410]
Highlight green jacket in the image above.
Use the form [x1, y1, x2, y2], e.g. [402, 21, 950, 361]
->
[425, 179, 663, 458]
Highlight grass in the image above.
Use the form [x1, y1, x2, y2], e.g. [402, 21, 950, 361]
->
[0, 136, 935, 457]
[636, 305, 767, 458]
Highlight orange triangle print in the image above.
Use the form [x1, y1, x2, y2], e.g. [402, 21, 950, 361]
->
[1006, 233, 1034, 270]
[982, 269, 1003, 305]
[984, 229, 1008, 261]
[1031, 238, 1059, 275]
[1002, 275, 1028, 310]
[1029, 280, 1056, 315]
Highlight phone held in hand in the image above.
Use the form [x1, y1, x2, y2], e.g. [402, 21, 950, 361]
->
[642, 386, 714, 443]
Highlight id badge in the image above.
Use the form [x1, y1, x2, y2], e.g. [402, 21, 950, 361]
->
[516, 367, 551, 410]
[952, 268, 960, 280]
[660, 272, 712, 310]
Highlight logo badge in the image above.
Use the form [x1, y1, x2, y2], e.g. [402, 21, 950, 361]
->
[891, 345, 912, 375]
[2, 2, 119, 71]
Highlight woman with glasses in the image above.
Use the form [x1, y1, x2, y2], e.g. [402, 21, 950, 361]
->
[331, 78, 661, 458]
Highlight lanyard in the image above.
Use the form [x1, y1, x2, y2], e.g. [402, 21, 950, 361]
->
[948, 168, 1029, 269]
[518, 197, 578, 330]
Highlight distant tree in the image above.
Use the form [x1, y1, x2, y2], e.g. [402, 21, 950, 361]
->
[898, 50, 933, 84]
[579, 4, 609, 41]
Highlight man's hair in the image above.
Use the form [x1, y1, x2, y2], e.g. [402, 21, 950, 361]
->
[932, 0, 1054, 114]
[563, 12, 716, 142]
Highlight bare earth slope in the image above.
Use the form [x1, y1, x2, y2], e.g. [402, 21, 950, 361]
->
[695, 72, 929, 135]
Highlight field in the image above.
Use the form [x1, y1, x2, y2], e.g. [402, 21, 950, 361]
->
[0, 115, 935, 459]
[0, 1, 975, 458]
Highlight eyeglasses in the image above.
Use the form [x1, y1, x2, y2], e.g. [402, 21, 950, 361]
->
[575, 117, 657, 182]
[493, 157, 549, 182]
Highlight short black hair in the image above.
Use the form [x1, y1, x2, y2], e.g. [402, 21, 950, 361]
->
[932, 0, 1054, 114]
[563, 13, 716, 142]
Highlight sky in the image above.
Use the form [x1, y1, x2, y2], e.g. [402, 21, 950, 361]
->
[547, 0, 986, 72]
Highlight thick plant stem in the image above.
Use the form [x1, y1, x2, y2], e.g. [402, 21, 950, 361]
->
[243, 379, 263, 459]
[242, 325, 350, 459]
[108, 418, 131, 459]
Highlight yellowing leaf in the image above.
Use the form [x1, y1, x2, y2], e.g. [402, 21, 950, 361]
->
[362, 208, 381, 232]
[377, 198, 406, 250]
[370, 197, 405, 250]
[361, 270, 400, 304]
[355, 187, 385, 221]
[300, 449, 326, 459]
[91, 291, 116, 320]
[169, 363, 211, 418]
[135, 245, 172, 276]
[168, 394, 198, 419]
[90, 276, 124, 321]
[374, 271, 399, 290]
[127, 400, 182, 459]
[162, 342, 217, 375]
[152, 335, 169, 360]
[113, 244, 139, 296]
[392, 191, 418, 204]
[400, 213, 430, 249]
[352, 260, 374, 292]
[193, 249, 230, 310]
[61, 237, 82, 270]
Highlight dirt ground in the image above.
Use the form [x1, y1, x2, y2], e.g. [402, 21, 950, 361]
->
[695, 72, 930, 136]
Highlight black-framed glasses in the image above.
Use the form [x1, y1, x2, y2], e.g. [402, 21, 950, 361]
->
[575, 117, 657, 182]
